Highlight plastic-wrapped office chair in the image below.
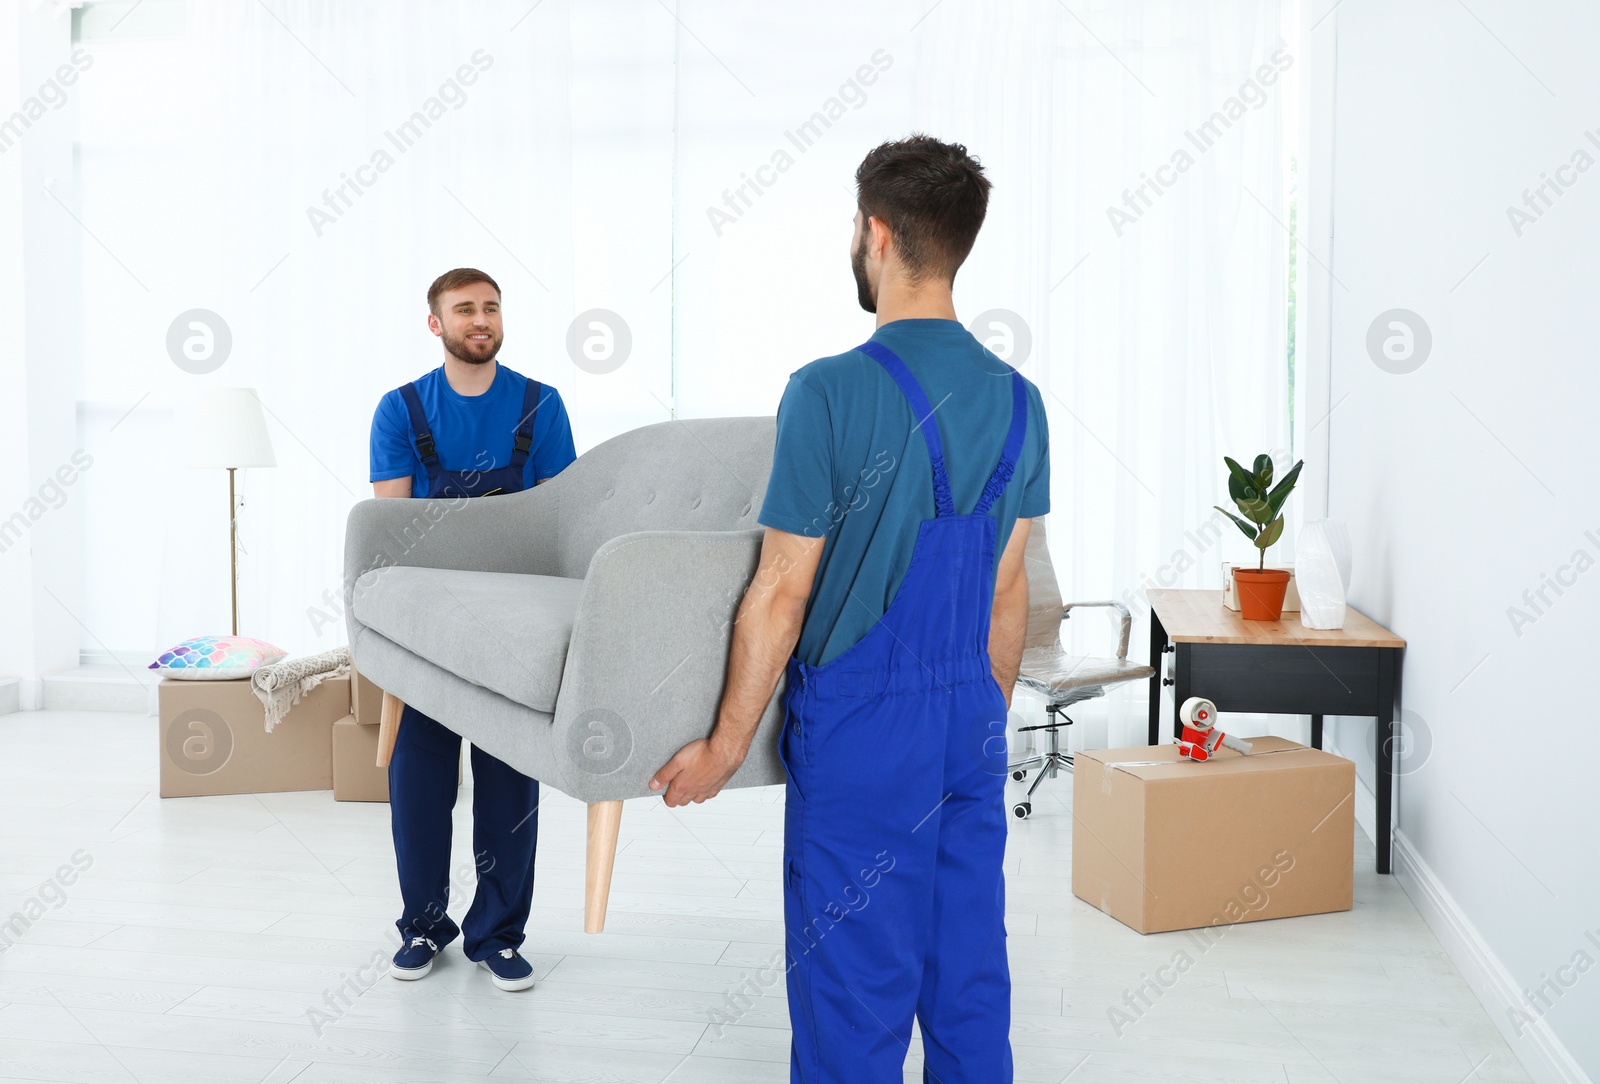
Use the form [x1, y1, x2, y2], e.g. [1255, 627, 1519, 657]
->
[1007, 518, 1155, 819]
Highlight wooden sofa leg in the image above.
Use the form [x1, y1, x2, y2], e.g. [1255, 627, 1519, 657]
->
[376, 692, 404, 768]
[585, 800, 623, 934]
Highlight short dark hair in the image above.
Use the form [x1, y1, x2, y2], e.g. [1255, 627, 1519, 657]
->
[855, 134, 991, 282]
[427, 268, 501, 316]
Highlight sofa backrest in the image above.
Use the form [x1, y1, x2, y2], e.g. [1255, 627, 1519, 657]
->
[545, 416, 776, 579]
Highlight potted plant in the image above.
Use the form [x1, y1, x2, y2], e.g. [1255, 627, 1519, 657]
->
[1215, 453, 1304, 621]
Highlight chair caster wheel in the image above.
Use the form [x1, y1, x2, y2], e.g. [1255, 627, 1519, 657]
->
[1012, 770, 1027, 781]
[1012, 802, 1032, 820]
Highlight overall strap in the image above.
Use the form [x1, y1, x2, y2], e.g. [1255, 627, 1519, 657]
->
[507, 378, 542, 472]
[972, 367, 1029, 515]
[857, 340, 955, 518]
[398, 382, 438, 464]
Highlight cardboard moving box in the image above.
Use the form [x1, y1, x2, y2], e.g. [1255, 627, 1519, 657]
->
[350, 664, 384, 727]
[1072, 736, 1353, 934]
[159, 676, 348, 798]
[333, 714, 390, 802]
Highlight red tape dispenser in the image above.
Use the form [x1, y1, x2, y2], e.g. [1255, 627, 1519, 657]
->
[1177, 697, 1254, 762]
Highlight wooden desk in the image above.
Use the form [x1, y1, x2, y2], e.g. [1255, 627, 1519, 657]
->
[1146, 589, 1406, 873]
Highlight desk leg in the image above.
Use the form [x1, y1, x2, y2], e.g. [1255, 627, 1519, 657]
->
[1311, 714, 1323, 750]
[1172, 644, 1192, 742]
[1148, 609, 1167, 746]
[1375, 649, 1397, 874]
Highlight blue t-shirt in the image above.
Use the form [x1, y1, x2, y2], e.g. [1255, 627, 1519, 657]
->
[369, 363, 577, 497]
[759, 319, 1051, 667]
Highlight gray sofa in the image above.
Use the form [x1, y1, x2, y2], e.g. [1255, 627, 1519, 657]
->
[343, 416, 784, 932]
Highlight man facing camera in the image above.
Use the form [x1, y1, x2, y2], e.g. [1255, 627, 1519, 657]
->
[651, 136, 1050, 1081]
[368, 267, 576, 991]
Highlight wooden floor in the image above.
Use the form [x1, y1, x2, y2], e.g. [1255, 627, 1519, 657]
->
[0, 710, 1530, 1084]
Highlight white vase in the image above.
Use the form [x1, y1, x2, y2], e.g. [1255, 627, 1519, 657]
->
[1296, 520, 1351, 630]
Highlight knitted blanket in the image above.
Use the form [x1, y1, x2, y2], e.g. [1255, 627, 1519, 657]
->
[251, 646, 351, 732]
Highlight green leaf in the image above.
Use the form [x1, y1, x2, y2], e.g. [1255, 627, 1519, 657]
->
[1215, 506, 1258, 542]
[1256, 515, 1285, 550]
[1252, 454, 1274, 489]
[1237, 497, 1273, 524]
[1264, 459, 1304, 516]
[1224, 457, 1259, 503]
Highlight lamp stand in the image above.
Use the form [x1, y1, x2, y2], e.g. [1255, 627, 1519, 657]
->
[228, 466, 239, 637]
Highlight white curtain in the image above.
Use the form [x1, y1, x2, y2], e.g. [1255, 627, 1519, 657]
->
[73, 0, 1296, 712]
[669, 0, 1296, 746]
[76, 1, 585, 657]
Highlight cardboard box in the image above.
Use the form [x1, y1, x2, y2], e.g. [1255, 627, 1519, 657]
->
[333, 714, 390, 801]
[159, 676, 347, 798]
[1222, 562, 1301, 611]
[1072, 736, 1353, 934]
[334, 707, 459, 797]
[350, 664, 384, 727]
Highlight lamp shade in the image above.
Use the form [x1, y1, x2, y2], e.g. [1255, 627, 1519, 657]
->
[180, 387, 277, 468]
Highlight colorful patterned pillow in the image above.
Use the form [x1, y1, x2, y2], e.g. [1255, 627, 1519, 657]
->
[149, 635, 287, 680]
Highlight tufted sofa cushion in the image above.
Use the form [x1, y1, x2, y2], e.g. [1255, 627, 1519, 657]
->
[542, 417, 774, 579]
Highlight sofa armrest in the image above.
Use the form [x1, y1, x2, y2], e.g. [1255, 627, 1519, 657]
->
[552, 528, 785, 802]
[343, 487, 562, 649]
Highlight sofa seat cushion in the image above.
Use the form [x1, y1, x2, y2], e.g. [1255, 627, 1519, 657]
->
[352, 567, 585, 714]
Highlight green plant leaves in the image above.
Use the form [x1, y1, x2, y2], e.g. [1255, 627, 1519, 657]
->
[1265, 459, 1304, 516]
[1256, 515, 1285, 550]
[1220, 453, 1300, 558]
[1253, 454, 1274, 488]
[1224, 457, 1260, 502]
[1215, 506, 1259, 542]
[1236, 497, 1273, 524]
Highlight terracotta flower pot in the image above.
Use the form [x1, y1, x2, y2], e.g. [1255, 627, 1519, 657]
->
[1233, 567, 1291, 621]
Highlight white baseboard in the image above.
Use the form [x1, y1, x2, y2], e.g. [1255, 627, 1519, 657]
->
[41, 670, 152, 714]
[1392, 832, 1592, 1084]
[80, 648, 157, 671]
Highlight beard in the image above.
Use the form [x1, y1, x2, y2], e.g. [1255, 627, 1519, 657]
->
[852, 230, 876, 314]
[442, 327, 502, 365]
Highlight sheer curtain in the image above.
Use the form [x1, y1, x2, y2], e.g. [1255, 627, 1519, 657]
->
[669, 0, 1296, 746]
[73, 1, 1295, 706]
[76, 1, 584, 657]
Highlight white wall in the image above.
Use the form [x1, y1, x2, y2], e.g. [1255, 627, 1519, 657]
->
[0, 3, 28, 687]
[1322, 2, 1597, 1078]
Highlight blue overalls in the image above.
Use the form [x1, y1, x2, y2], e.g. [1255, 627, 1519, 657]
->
[388, 374, 544, 961]
[781, 339, 1027, 1083]
[398, 376, 542, 498]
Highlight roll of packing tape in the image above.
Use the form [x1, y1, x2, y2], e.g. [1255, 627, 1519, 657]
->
[1179, 696, 1217, 729]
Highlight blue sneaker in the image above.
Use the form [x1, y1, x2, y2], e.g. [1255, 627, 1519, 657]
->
[478, 947, 535, 991]
[391, 935, 441, 980]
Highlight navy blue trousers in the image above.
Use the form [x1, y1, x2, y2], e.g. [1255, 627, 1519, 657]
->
[388, 705, 540, 961]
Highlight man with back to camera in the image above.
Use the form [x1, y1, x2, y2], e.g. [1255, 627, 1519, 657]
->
[368, 267, 576, 991]
[650, 135, 1050, 1082]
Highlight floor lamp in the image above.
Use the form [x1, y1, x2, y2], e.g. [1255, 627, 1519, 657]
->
[184, 388, 276, 636]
